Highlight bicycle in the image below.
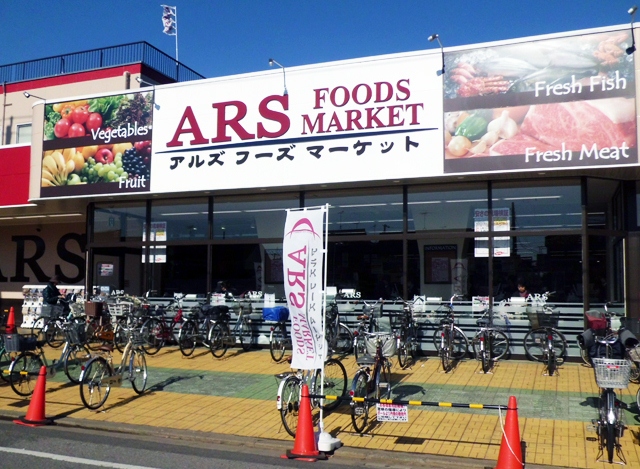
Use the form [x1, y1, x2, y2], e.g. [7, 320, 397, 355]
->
[264, 305, 291, 362]
[178, 301, 219, 357]
[350, 331, 396, 434]
[30, 302, 68, 349]
[207, 300, 253, 358]
[431, 295, 469, 373]
[523, 292, 567, 376]
[140, 296, 186, 355]
[276, 357, 348, 437]
[395, 299, 419, 369]
[7, 320, 91, 396]
[353, 299, 381, 359]
[470, 304, 510, 374]
[79, 328, 148, 410]
[590, 334, 631, 464]
[324, 299, 353, 355]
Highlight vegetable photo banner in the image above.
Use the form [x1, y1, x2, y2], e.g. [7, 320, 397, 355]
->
[39, 91, 154, 198]
[283, 206, 327, 370]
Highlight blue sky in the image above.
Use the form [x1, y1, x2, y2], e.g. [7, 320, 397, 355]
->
[0, 1, 636, 78]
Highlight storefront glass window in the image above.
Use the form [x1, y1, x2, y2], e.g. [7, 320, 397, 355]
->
[327, 240, 403, 300]
[407, 183, 488, 232]
[492, 235, 582, 303]
[213, 194, 299, 240]
[491, 180, 581, 231]
[93, 202, 146, 243]
[150, 198, 208, 240]
[147, 245, 208, 297]
[408, 236, 488, 300]
[92, 247, 143, 297]
[589, 235, 624, 305]
[211, 244, 263, 295]
[305, 188, 403, 235]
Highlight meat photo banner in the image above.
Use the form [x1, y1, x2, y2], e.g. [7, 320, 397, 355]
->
[442, 30, 637, 174]
[283, 205, 328, 370]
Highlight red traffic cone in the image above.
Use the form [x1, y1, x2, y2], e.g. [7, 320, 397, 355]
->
[495, 396, 524, 469]
[5, 306, 16, 334]
[14, 366, 54, 427]
[281, 384, 327, 461]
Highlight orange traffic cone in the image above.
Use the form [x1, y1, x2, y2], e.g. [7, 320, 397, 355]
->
[14, 366, 54, 427]
[495, 396, 524, 469]
[281, 384, 327, 461]
[5, 306, 16, 334]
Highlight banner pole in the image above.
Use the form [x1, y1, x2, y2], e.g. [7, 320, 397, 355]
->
[319, 203, 329, 432]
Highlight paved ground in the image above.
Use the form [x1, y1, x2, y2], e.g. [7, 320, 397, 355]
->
[1, 342, 640, 468]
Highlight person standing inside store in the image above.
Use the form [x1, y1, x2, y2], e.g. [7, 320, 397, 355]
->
[516, 279, 530, 299]
[215, 281, 233, 299]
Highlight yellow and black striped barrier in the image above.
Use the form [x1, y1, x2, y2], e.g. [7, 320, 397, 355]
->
[310, 393, 509, 411]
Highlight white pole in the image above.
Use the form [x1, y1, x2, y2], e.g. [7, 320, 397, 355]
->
[319, 203, 329, 432]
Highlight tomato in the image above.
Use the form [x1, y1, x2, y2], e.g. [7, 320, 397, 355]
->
[71, 106, 89, 125]
[68, 123, 86, 138]
[86, 113, 103, 132]
[54, 118, 71, 138]
[60, 104, 74, 120]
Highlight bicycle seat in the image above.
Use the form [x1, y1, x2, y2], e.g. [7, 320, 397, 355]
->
[595, 334, 620, 345]
[476, 318, 489, 327]
[357, 314, 370, 321]
[98, 344, 114, 353]
[440, 318, 454, 326]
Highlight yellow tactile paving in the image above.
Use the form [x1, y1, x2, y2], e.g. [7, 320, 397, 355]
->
[1, 345, 640, 468]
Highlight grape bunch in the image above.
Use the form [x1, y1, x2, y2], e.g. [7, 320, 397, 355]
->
[79, 154, 128, 183]
[122, 147, 150, 180]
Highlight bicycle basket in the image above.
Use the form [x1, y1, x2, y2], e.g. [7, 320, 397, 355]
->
[66, 322, 87, 345]
[130, 330, 146, 347]
[592, 358, 631, 389]
[585, 310, 607, 331]
[527, 311, 559, 329]
[107, 303, 133, 317]
[4, 333, 38, 353]
[364, 333, 397, 357]
[40, 304, 64, 318]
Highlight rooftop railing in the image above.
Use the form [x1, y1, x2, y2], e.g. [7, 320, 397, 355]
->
[0, 42, 205, 84]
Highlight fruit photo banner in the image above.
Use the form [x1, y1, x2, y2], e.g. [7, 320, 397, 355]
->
[442, 30, 637, 174]
[39, 91, 154, 197]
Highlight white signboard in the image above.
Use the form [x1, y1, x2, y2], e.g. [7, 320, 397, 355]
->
[376, 403, 409, 422]
[474, 208, 510, 257]
[150, 53, 443, 193]
[282, 206, 326, 370]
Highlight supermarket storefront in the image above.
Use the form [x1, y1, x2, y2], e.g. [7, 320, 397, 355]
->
[19, 25, 640, 317]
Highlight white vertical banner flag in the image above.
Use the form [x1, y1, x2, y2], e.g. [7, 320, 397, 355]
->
[161, 5, 177, 35]
[283, 206, 327, 370]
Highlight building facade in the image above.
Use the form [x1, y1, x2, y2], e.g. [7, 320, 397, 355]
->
[1, 27, 640, 321]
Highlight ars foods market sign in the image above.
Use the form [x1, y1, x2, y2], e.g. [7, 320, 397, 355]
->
[150, 53, 443, 194]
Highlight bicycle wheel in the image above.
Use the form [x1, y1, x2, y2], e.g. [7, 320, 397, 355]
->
[85, 318, 104, 351]
[546, 349, 557, 376]
[208, 322, 228, 358]
[334, 324, 353, 354]
[9, 352, 45, 396]
[489, 330, 509, 361]
[0, 349, 13, 383]
[321, 358, 347, 412]
[45, 320, 65, 348]
[9, 352, 44, 396]
[441, 330, 454, 373]
[140, 317, 164, 355]
[240, 320, 252, 352]
[64, 344, 91, 384]
[605, 422, 616, 463]
[351, 369, 370, 434]
[79, 356, 112, 410]
[130, 349, 148, 394]
[279, 375, 301, 438]
[269, 324, 287, 362]
[178, 319, 198, 357]
[113, 318, 129, 353]
[397, 341, 409, 369]
[354, 336, 366, 360]
[376, 360, 392, 400]
[523, 329, 546, 362]
[636, 386, 640, 412]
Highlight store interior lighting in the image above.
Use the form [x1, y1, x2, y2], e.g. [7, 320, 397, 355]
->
[268, 58, 288, 96]
[428, 34, 445, 75]
[627, 6, 637, 54]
